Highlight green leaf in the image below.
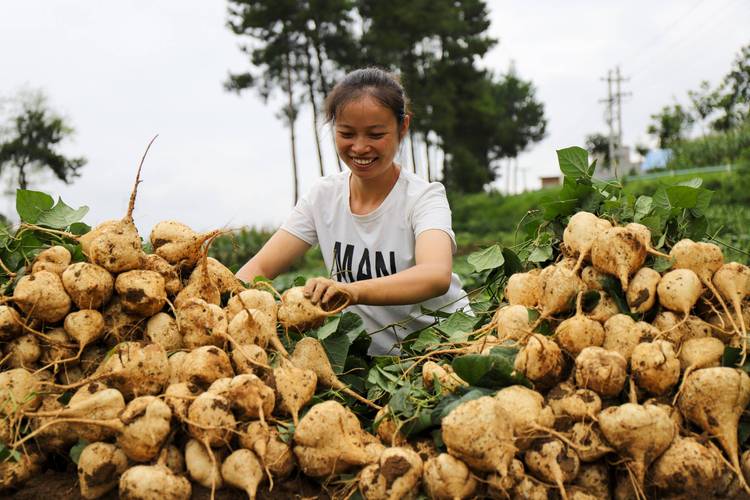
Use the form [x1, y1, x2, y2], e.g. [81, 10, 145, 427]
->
[69, 439, 89, 464]
[317, 313, 367, 374]
[652, 256, 674, 273]
[723, 346, 741, 367]
[502, 248, 524, 276]
[69, 222, 91, 236]
[451, 353, 531, 389]
[293, 276, 307, 287]
[0, 443, 21, 462]
[430, 386, 496, 425]
[435, 312, 476, 343]
[16, 190, 54, 223]
[600, 275, 632, 316]
[467, 244, 504, 273]
[411, 328, 443, 353]
[36, 197, 89, 229]
[557, 147, 591, 180]
[528, 244, 553, 263]
[634, 196, 653, 222]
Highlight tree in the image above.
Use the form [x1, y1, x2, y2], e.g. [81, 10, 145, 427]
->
[585, 133, 613, 165]
[646, 104, 694, 149]
[0, 91, 86, 190]
[711, 44, 750, 132]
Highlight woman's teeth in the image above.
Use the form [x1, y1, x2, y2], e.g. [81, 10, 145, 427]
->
[352, 157, 375, 166]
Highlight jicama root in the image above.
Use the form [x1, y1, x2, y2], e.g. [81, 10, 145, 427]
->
[597, 403, 675, 489]
[494, 385, 555, 450]
[547, 383, 602, 422]
[116, 396, 172, 462]
[293, 400, 377, 477]
[422, 453, 477, 500]
[177, 346, 234, 389]
[626, 267, 660, 314]
[713, 262, 750, 335]
[670, 238, 737, 332]
[239, 420, 295, 479]
[145, 312, 182, 351]
[656, 268, 703, 335]
[188, 257, 244, 296]
[176, 298, 228, 349]
[31, 245, 71, 276]
[358, 447, 423, 500]
[493, 304, 534, 341]
[278, 286, 350, 332]
[90, 342, 169, 399]
[80, 137, 155, 274]
[504, 271, 542, 307]
[625, 222, 670, 258]
[61, 262, 114, 310]
[677, 367, 750, 491]
[119, 464, 192, 500]
[12, 270, 72, 323]
[514, 333, 566, 389]
[554, 292, 605, 356]
[590, 226, 646, 291]
[574, 347, 628, 398]
[269, 359, 316, 426]
[524, 438, 579, 500]
[184, 439, 225, 490]
[291, 336, 380, 409]
[115, 270, 167, 317]
[150, 220, 218, 270]
[142, 253, 182, 296]
[422, 361, 467, 393]
[222, 448, 265, 500]
[535, 264, 584, 325]
[441, 396, 516, 476]
[568, 422, 613, 462]
[650, 435, 725, 496]
[562, 211, 612, 274]
[174, 231, 222, 308]
[630, 340, 680, 396]
[187, 392, 236, 447]
[77, 442, 129, 499]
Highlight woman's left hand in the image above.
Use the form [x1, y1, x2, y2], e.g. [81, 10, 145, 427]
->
[303, 277, 358, 307]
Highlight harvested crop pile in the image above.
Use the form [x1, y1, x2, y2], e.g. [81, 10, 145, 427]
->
[1, 144, 749, 499]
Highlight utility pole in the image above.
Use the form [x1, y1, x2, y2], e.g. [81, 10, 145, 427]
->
[599, 67, 630, 178]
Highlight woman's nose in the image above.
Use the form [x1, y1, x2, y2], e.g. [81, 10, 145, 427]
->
[351, 137, 370, 154]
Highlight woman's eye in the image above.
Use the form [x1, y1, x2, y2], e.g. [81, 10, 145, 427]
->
[338, 132, 353, 139]
[369, 133, 385, 139]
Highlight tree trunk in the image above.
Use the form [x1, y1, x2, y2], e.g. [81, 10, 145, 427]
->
[18, 163, 27, 190]
[424, 133, 432, 182]
[309, 29, 342, 172]
[284, 54, 300, 205]
[304, 45, 325, 177]
[409, 129, 417, 174]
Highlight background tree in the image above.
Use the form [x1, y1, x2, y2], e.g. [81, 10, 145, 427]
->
[585, 132, 613, 165]
[646, 104, 694, 149]
[710, 44, 750, 132]
[0, 90, 86, 190]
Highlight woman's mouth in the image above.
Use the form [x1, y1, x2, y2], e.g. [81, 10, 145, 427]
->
[351, 156, 377, 168]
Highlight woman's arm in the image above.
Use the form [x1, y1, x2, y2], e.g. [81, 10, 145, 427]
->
[305, 229, 453, 306]
[236, 229, 312, 283]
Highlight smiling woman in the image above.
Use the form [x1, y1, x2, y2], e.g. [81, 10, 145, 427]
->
[236, 68, 470, 355]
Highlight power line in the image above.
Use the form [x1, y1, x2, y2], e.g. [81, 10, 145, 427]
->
[599, 66, 631, 178]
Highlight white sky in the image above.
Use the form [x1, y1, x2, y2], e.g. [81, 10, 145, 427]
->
[0, 0, 748, 234]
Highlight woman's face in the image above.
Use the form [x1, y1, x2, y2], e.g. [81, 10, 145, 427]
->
[334, 94, 409, 181]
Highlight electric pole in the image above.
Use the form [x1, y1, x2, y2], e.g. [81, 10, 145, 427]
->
[600, 66, 630, 178]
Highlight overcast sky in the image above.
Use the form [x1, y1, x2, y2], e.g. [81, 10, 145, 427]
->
[1, 0, 748, 235]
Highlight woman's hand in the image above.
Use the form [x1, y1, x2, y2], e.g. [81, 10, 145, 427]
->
[303, 277, 358, 308]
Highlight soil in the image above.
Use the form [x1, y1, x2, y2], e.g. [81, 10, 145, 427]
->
[8, 467, 327, 499]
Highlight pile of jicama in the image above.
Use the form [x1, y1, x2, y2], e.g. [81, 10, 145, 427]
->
[1, 162, 750, 499]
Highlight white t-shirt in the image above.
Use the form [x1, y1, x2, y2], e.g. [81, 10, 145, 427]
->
[280, 168, 470, 355]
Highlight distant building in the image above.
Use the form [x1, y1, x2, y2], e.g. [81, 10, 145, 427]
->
[641, 149, 672, 171]
[595, 146, 640, 179]
[540, 176, 561, 188]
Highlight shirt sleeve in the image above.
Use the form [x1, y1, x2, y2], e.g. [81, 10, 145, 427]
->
[411, 182, 457, 254]
[279, 192, 319, 246]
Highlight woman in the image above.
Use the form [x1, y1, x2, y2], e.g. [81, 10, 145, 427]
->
[237, 67, 469, 355]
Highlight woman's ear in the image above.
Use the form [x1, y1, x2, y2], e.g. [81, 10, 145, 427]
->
[399, 114, 411, 140]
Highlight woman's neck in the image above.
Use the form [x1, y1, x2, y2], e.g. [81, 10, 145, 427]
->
[349, 163, 401, 215]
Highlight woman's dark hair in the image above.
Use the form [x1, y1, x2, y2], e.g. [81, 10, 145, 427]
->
[324, 67, 410, 126]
